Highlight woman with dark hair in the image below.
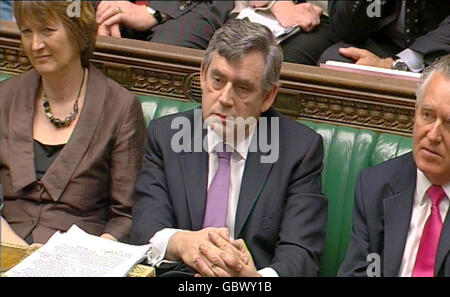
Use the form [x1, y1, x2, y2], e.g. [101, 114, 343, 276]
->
[0, 1, 146, 245]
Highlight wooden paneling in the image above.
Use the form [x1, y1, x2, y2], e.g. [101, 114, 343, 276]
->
[0, 20, 417, 135]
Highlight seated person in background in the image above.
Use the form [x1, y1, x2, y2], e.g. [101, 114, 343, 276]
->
[96, 1, 233, 50]
[319, 0, 450, 72]
[0, 1, 13, 21]
[131, 18, 327, 277]
[236, 1, 341, 66]
[0, 1, 146, 245]
[339, 55, 450, 277]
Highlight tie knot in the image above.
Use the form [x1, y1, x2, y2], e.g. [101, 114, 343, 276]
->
[217, 151, 231, 161]
[215, 144, 232, 161]
[427, 185, 446, 206]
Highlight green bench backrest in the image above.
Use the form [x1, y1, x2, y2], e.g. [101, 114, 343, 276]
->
[300, 121, 412, 276]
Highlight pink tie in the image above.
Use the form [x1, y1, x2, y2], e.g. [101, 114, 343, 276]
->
[412, 185, 446, 277]
[202, 146, 231, 228]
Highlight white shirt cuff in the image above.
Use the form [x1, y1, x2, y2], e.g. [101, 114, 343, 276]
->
[258, 267, 279, 277]
[396, 48, 425, 73]
[146, 228, 182, 267]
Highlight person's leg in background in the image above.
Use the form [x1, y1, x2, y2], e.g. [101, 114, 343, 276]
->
[281, 16, 341, 65]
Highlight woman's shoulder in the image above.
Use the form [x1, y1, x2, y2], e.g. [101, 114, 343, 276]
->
[1, 69, 39, 104]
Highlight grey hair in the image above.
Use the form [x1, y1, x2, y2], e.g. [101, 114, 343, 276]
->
[416, 54, 450, 106]
[202, 18, 283, 94]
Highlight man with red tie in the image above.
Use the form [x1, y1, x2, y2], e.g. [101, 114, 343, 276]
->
[339, 55, 450, 277]
[95, 1, 233, 49]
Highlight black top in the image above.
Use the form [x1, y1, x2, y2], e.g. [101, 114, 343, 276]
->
[33, 140, 65, 180]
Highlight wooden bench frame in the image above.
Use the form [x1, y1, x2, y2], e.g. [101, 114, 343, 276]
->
[1, 20, 416, 136]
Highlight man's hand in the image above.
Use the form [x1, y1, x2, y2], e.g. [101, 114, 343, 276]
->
[166, 227, 230, 272]
[96, 1, 157, 32]
[271, 2, 322, 32]
[98, 23, 121, 38]
[339, 47, 393, 69]
[195, 231, 260, 277]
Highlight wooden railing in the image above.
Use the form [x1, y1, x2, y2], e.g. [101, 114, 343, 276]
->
[0, 20, 417, 136]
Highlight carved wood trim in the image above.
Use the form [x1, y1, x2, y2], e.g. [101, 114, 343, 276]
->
[1, 20, 417, 135]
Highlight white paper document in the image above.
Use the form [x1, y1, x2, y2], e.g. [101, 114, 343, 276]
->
[237, 7, 300, 42]
[5, 225, 150, 277]
[324, 60, 422, 79]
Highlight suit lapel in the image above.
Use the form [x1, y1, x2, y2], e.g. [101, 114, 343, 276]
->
[234, 113, 275, 238]
[234, 151, 273, 238]
[9, 70, 40, 190]
[180, 110, 208, 230]
[41, 65, 107, 201]
[436, 210, 450, 275]
[383, 155, 416, 277]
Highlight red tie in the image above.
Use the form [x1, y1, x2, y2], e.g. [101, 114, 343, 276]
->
[412, 185, 446, 277]
[135, 1, 149, 6]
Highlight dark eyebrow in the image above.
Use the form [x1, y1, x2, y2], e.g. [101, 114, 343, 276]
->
[210, 68, 256, 88]
[210, 69, 224, 77]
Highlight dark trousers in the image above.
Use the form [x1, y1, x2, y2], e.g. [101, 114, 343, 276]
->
[281, 16, 341, 65]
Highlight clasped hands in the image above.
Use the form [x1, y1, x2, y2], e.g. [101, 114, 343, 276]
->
[167, 228, 261, 277]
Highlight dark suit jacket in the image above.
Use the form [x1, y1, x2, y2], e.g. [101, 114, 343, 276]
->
[131, 108, 328, 276]
[0, 65, 146, 243]
[339, 153, 450, 277]
[329, 0, 450, 62]
[121, 1, 233, 49]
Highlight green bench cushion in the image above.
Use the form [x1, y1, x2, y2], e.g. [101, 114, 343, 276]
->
[0, 72, 12, 82]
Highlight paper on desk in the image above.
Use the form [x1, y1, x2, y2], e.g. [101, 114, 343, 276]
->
[237, 7, 298, 38]
[5, 225, 150, 277]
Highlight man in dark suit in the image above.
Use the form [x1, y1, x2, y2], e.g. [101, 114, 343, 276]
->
[95, 1, 233, 49]
[131, 19, 327, 277]
[339, 55, 450, 277]
[319, 1, 450, 72]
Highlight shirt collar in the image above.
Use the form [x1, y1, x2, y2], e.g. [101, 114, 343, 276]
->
[416, 169, 450, 205]
[206, 123, 256, 161]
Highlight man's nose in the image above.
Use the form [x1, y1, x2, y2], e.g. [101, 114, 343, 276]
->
[218, 83, 234, 107]
[427, 120, 443, 143]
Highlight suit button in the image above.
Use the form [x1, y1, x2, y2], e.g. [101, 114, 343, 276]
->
[179, 5, 186, 11]
[32, 218, 39, 226]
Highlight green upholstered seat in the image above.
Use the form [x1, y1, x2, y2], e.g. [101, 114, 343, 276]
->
[300, 121, 412, 276]
[139, 95, 200, 126]
[0, 72, 12, 82]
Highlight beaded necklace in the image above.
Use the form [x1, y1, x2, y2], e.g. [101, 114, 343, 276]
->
[42, 68, 85, 128]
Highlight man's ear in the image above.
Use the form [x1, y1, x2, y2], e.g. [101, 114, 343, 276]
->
[260, 84, 279, 113]
[200, 63, 207, 87]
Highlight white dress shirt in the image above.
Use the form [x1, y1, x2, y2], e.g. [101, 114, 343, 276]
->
[147, 124, 278, 277]
[398, 169, 450, 276]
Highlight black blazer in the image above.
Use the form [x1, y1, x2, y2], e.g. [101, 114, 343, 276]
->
[328, 0, 450, 62]
[339, 153, 450, 277]
[131, 108, 328, 276]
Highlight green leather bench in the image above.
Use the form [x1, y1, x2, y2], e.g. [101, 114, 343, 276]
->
[139, 96, 412, 277]
[1, 73, 412, 276]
